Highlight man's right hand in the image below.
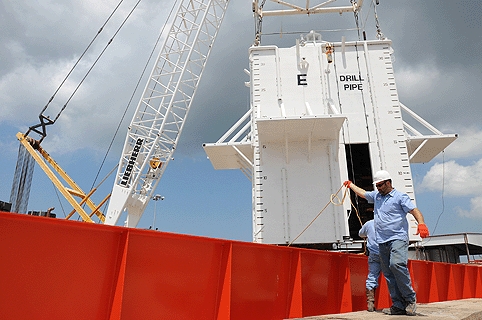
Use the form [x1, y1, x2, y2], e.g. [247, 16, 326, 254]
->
[343, 180, 351, 188]
[416, 224, 430, 238]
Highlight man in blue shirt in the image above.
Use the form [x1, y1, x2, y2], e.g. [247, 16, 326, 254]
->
[359, 219, 381, 312]
[344, 170, 429, 316]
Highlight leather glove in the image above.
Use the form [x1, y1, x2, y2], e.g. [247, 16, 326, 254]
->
[343, 180, 351, 188]
[416, 223, 429, 238]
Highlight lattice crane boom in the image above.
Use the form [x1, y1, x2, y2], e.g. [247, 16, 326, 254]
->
[105, 0, 230, 227]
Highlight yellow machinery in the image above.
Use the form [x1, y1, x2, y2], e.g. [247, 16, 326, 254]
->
[16, 132, 108, 223]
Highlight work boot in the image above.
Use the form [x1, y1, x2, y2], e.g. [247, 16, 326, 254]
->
[405, 300, 417, 316]
[366, 288, 375, 312]
[382, 306, 406, 315]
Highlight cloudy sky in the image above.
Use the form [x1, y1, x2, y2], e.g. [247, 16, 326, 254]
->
[1, 0, 481, 242]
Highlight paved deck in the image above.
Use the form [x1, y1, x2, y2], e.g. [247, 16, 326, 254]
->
[287, 298, 482, 320]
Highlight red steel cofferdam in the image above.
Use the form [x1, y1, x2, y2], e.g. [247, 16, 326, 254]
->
[0, 211, 481, 320]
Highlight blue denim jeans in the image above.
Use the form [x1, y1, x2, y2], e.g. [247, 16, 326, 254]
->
[366, 252, 382, 290]
[378, 239, 416, 309]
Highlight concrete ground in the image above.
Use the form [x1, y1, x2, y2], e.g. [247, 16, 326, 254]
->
[288, 298, 482, 320]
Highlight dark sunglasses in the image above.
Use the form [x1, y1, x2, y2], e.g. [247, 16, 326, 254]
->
[375, 180, 387, 188]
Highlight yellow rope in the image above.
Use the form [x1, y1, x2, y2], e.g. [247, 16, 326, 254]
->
[288, 184, 362, 246]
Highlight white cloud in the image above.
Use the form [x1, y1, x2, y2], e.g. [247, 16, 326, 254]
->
[0, 58, 79, 123]
[419, 157, 482, 220]
[443, 127, 482, 159]
[0, 0, 172, 156]
[456, 196, 482, 219]
[420, 159, 482, 197]
[395, 62, 441, 99]
[394, 53, 482, 135]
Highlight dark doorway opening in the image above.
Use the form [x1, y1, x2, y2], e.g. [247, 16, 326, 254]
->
[345, 143, 374, 240]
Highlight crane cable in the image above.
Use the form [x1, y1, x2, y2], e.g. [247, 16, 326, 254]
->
[39, 0, 125, 116]
[31, 0, 146, 217]
[288, 185, 362, 246]
[89, 0, 180, 192]
[27, 0, 143, 142]
[54, 0, 143, 123]
[414, 150, 447, 258]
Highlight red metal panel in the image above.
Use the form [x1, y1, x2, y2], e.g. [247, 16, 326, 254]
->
[409, 260, 431, 303]
[287, 251, 303, 318]
[431, 262, 451, 302]
[375, 272, 391, 309]
[299, 250, 333, 316]
[1, 212, 481, 319]
[216, 242, 233, 320]
[299, 250, 350, 316]
[0, 213, 122, 320]
[117, 230, 229, 320]
[348, 255, 369, 311]
[446, 264, 457, 300]
[109, 231, 130, 320]
[463, 265, 478, 299]
[229, 242, 295, 320]
[477, 266, 482, 298]
[337, 254, 354, 314]
[448, 264, 465, 300]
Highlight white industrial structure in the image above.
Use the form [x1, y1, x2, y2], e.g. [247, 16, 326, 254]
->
[204, 1, 457, 245]
[16, 0, 456, 244]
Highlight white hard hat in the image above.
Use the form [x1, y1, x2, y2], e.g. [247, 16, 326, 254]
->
[373, 170, 391, 184]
